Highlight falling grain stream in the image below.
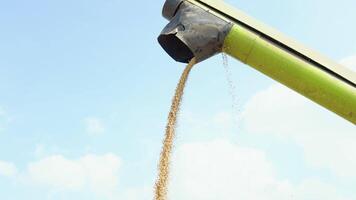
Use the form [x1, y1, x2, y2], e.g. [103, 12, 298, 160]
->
[154, 58, 196, 200]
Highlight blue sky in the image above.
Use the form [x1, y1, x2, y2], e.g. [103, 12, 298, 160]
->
[0, 0, 355, 199]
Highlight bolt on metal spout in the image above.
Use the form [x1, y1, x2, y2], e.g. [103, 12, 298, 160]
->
[158, 0, 232, 63]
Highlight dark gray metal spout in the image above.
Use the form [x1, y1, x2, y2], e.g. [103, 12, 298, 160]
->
[158, 1, 232, 63]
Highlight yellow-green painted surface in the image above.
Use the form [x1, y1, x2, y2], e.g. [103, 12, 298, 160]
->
[190, 0, 356, 84]
[224, 24, 356, 124]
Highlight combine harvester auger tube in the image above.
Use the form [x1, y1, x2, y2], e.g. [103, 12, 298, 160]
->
[158, 0, 356, 124]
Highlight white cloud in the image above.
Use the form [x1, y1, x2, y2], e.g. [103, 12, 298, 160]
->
[170, 140, 289, 200]
[340, 55, 356, 71]
[292, 179, 352, 200]
[242, 84, 356, 178]
[169, 140, 351, 200]
[84, 117, 105, 135]
[0, 160, 18, 177]
[27, 153, 121, 194]
[34, 144, 46, 158]
[121, 186, 152, 200]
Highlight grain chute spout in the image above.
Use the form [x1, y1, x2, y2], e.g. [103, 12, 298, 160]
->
[158, 1, 232, 63]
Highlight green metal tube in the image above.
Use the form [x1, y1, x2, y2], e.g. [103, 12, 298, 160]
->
[223, 24, 356, 124]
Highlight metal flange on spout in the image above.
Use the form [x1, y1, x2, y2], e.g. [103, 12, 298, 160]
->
[158, 0, 232, 63]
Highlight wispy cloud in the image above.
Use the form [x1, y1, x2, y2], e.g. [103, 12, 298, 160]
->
[27, 153, 121, 194]
[177, 110, 236, 142]
[0, 153, 122, 197]
[84, 117, 105, 135]
[340, 55, 356, 71]
[242, 83, 356, 179]
[0, 160, 18, 178]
